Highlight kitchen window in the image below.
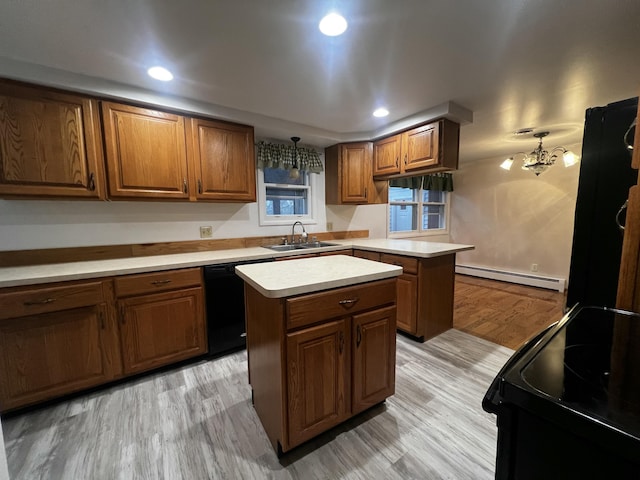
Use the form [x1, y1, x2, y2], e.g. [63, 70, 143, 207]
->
[388, 174, 452, 237]
[257, 167, 318, 226]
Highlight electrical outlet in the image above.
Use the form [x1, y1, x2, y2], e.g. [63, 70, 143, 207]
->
[531, 263, 538, 272]
[326, 222, 333, 231]
[200, 226, 213, 238]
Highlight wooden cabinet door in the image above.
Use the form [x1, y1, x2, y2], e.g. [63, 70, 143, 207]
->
[0, 304, 119, 411]
[188, 118, 255, 202]
[0, 82, 105, 198]
[101, 102, 190, 199]
[118, 287, 206, 374]
[401, 122, 439, 172]
[373, 135, 401, 177]
[395, 273, 418, 334]
[286, 319, 349, 448]
[340, 143, 371, 203]
[352, 305, 396, 415]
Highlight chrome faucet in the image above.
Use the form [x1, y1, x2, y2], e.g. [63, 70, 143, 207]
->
[291, 221, 307, 244]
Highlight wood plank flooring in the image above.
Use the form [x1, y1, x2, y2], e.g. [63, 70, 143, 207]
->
[2, 330, 513, 480]
[453, 274, 566, 349]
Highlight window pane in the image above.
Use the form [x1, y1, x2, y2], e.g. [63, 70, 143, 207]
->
[422, 204, 445, 229]
[423, 190, 444, 203]
[266, 187, 308, 216]
[263, 167, 307, 185]
[389, 186, 416, 202]
[389, 204, 417, 232]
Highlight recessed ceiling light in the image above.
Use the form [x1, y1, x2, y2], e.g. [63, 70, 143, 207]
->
[147, 66, 173, 81]
[319, 13, 348, 36]
[373, 108, 389, 118]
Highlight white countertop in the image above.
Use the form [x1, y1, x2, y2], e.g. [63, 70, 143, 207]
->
[236, 255, 402, 298]
[0, 239, 473, 288]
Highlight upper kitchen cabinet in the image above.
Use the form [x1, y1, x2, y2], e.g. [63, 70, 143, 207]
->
[372, 119, 460, 179]
[325, 142, 388, 205]
[187, 117, 256, 202]
[0, 81, 106, 199]
[101, 102, 190, 200]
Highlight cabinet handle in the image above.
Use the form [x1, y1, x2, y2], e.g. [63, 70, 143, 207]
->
[339, 331, 344, 354]
[99, 311, 105, 330]
[183, 179, 188, 194]
[338, 297, 359, 307]
[88, 172, 96, 191]
[23, 297, 56, 306]
[198, 179, 202, 194]
[364, 187, 368, 199]
[150, 279, 172, 286]
[404, 154, 408, 165]
[395, 157, 399, 168]
[120, 305, 125, 325]
[356, 325, 362, 347]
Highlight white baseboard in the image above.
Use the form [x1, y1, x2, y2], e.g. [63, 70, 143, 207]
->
[455, 264, 566, 292]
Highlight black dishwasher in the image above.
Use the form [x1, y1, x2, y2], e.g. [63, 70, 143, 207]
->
[204, 258, 273, 358]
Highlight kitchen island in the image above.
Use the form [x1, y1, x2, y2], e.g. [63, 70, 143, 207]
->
[235, 255, 402, 454]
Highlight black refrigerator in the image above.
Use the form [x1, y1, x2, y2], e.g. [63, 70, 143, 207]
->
[566, 96, 638, 309]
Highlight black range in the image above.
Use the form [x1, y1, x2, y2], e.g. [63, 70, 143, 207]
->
[483, 305, 640, 479]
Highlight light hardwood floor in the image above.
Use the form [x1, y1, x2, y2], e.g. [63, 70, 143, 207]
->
[453, 274, 566, 349]
[3, 330, 512, 480]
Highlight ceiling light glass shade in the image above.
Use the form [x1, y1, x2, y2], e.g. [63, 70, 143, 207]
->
[319, 13, 348, 36]
[500, 158, 514, 170]
[373, 107, 389, 118]
[147, 66, 173, 81]
[563, 150, 580, 167]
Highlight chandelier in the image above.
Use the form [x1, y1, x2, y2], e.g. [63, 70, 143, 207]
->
[500, 131, 579, 176]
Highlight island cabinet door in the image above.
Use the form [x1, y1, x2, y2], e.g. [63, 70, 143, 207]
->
[117, 287, 206, 375]
[286, 318, 350, 449]
[352, 305, 397, 415]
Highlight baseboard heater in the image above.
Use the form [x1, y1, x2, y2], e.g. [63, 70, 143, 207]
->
[455, 264, 566, 293]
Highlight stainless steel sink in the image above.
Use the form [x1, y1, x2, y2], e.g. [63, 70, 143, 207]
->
[265, 242, 338, 252]
[265, 244, 307, 252]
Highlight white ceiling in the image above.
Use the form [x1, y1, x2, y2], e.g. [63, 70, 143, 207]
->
[1, 0, 639, 162]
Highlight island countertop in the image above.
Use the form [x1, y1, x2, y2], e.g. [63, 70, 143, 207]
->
[235, 254, 402, 298]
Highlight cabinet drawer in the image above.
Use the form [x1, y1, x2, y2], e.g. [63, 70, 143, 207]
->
[286, 279, 396, 330]
[115, 268, 202, 297]
[353, 250, 381, 262]
[0, 281, 104, 320]
[380, 253, 418, 275]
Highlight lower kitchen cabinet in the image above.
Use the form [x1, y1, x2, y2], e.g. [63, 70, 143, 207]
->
[245, 278, 397, 453]
[286, 319, 350, 447]
[0, 280, 121, 412]
[353, 249, 456, 341]
[352, 305, 396, 414]
[115, 268, 206, 375]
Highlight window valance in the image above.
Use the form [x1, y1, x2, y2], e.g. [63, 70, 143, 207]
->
[389, 172, 453, 192]
[256, 141, 324, 173]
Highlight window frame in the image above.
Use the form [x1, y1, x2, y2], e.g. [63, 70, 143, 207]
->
[388, 186, 450, 238]
[257, 167, 319, 226]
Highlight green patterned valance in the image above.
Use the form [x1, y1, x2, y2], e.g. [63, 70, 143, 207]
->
[256, 141, 324, 173]
[389, 172, 453, 192]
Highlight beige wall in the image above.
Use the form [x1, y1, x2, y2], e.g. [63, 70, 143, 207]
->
[450, 143, 581, 281]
